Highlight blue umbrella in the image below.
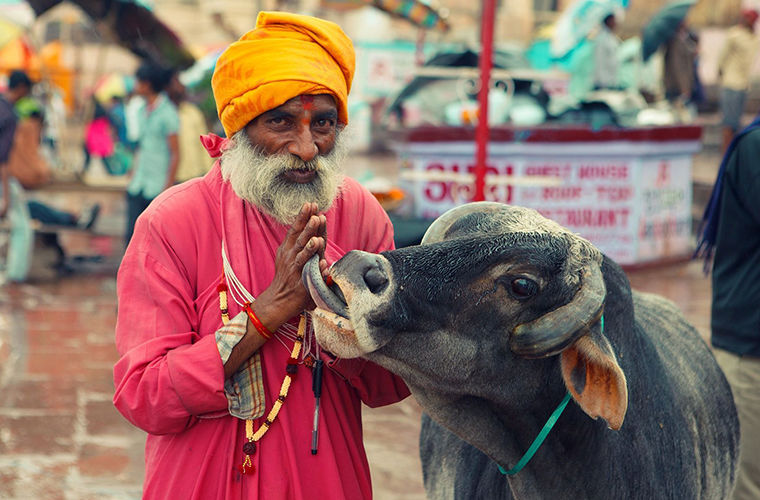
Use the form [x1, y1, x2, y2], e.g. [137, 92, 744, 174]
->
[641, 0, 697, 61]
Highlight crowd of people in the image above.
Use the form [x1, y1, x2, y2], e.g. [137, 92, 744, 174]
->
[1, 70, 102, 280]
[0, 60, 212, 280]
[589, 7, 758, 139]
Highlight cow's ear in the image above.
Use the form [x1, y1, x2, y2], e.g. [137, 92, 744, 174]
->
[560, 326, 628, 430]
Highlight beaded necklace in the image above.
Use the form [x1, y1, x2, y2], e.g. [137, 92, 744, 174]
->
[219, 239, 323, 474]
[219, 282, 306, 474]
[221, 241, 319, 357]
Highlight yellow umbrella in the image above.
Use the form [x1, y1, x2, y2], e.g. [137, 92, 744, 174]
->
[94, 73, 132, 104]
[0, 36, 37, 73]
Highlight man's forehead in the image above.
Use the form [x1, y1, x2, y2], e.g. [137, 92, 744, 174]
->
[274, 94, 337, 113]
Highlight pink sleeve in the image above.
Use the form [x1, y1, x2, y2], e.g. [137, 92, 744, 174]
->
[113, 215, 228, 435]
[362, 187, 396, 253]
[326, 182, 410, 406]
[325, 355, 411, 407]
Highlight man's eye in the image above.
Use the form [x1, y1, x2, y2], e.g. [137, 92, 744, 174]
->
[269, 117, 285, 125]
[315, 118, 334, 128]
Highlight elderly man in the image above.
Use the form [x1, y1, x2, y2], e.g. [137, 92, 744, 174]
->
[113, 12, 409, 499]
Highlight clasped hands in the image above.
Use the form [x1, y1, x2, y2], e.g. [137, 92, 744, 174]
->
[253, 203, 329, 335]
[223, 203, 329, 379]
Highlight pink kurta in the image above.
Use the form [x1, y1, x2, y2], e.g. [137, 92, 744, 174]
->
[113, 162, 410, 499]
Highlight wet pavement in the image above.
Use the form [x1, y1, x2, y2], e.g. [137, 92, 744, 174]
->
[0, 152, 716, 499]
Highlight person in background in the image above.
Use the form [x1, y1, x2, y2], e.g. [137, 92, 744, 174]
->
[0, 79, 16, 222]
[717, 9, 759, 153]
[696, 109, 760, 499]
[166, 74, 212, 182]
[5, 70, 51, 189]
[6, 71, 100, 229]
[124, 62, 179, 245]
[663, 22, 698, 122]
[593, 13, 620, 90]
[0, 76, 32, 282]
[108, 95, 131, 150]
[112, 12, 409, 498]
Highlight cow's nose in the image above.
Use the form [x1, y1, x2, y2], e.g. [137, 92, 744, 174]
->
[364, 265, 388, 294]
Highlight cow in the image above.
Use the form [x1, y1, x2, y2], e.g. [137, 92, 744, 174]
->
[303, 202, 739, 500]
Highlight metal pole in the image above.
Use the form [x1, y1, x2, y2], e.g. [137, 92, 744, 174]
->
[473, 0, 496, 202]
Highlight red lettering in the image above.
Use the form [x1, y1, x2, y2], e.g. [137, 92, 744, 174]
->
[655, 162, 670, 187]
[542, 186, 583, 200]
[524, 164, 571, 178]
[423, 164, 448, 202]
[578, 164, 629, 180]
[541, 208, 631, 228]
[422, 162, 513, 204]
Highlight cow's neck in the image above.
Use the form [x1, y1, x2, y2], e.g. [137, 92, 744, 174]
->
[498, 394, 625, 498]
[417, 385, 611, 498]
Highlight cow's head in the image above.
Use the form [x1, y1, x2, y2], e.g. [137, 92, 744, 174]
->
[305, 202, 627, 441]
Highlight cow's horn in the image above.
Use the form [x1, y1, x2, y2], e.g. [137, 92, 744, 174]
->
[422, 201, 506, 244]
[510, 262, 605, 358]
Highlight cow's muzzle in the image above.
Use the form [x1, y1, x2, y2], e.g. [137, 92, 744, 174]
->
[302, 254, 351, 319]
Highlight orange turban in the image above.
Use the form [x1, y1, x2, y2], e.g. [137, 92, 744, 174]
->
[211, 11, 355, 138]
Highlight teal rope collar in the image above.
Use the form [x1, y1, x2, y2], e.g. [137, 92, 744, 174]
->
[497, 391, 572, 475]
[496, 315, 603, 475]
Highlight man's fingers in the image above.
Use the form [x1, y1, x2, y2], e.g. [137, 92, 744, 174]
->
[317, 214, 327, 258]
[295, 236, 324, 268]
[294, 215, 321, 250]
[286, 203, 314, 243]
[319, 258, 330, 279]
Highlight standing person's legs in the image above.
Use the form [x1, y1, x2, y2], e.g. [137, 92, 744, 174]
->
[721, 88, 747, 153]
[125, 192, 153, 247]
[713, 348, 760, 500]
[27, 200, 77, 226]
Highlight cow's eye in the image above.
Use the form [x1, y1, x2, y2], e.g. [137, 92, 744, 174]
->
[509, 278, 538, 300]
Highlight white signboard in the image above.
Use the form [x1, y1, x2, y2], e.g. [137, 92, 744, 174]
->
[396, 139, 697, 266]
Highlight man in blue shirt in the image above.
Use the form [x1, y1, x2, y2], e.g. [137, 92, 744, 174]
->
[125, 62, 179, 245]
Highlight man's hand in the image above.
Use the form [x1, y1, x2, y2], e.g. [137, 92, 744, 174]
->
[254, 202, 328, 332]
[223, 203, 328, 378]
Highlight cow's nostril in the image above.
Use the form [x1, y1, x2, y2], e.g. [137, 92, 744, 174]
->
[363, 266, 388, 294]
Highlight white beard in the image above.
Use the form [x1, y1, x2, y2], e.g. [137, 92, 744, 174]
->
[220, 130, 347, 225]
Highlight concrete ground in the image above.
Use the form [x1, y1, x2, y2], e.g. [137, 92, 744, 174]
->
[0, 133, 722, 498]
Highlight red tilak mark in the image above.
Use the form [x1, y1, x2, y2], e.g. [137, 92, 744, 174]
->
[300, 95, 314, 110]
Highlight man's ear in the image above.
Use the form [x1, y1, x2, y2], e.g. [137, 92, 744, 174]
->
[560, 323, 628, 430]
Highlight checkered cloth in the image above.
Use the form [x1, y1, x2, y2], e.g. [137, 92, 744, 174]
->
[214, 312, 265, 420]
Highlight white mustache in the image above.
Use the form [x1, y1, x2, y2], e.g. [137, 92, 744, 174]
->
[220, 130, 346, 225]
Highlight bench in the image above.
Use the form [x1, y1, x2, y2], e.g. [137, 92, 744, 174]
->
[1, 180, 126, 280]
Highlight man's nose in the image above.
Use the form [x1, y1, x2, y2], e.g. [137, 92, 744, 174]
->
[288, 126, 319, 163]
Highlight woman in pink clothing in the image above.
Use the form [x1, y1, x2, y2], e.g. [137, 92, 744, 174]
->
[112, 12, 409, 499]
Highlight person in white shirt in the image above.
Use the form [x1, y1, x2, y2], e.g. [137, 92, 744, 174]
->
[593, 13, 620, 90]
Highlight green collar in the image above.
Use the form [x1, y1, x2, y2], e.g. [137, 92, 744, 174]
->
[497, 391, 572, 475]
[497, 315, 604, 475]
